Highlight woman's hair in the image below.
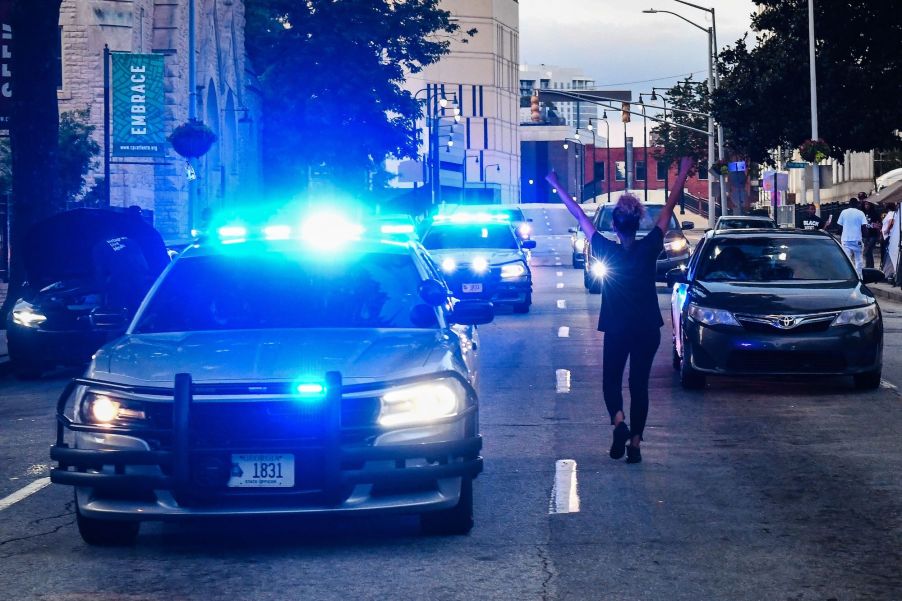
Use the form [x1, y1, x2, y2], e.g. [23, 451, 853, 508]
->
[612, 193, 645, 235]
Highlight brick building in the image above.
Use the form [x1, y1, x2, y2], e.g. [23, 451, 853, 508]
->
[58, 0, 261, 241]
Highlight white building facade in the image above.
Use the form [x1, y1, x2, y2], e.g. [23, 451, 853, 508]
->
[398, 0, 520, 205]
[519, 64, 597, 130]
[58, 0, 262, 241]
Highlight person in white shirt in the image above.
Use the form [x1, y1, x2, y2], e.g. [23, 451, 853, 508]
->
[881, 202, 896, 274]
[837, 198, 869, 276]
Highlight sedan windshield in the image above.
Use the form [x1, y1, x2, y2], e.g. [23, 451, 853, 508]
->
[697, 238, 857, 282]
[133, 252, 428, 333]
[718, 218, 776, 229]
[422, 224, 519, 250]
[596, 206, 678, 231]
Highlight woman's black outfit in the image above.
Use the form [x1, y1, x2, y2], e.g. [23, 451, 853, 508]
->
[591, 227, 664, 440]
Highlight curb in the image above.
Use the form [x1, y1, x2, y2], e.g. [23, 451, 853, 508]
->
[870, 284, 902, 305]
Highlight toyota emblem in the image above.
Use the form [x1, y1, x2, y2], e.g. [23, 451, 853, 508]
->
[777, 316, 795, 328]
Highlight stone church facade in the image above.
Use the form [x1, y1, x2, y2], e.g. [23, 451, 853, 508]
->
[58, 0, 262, 241]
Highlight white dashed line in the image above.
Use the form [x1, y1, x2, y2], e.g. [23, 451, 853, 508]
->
[0, 478, 51, 512]
[556, 271, 563, 277]
[556, 282, 565, 289]
[549, 459, 581, 514]
[880, 379, 897, 390]
[555, 368, 571, 393]
[556, 299, 567, 309]
[555, 261, 562, 266]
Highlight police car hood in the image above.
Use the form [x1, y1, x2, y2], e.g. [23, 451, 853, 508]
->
[90, 329, 451, 385]
[426, 248, 524, 265]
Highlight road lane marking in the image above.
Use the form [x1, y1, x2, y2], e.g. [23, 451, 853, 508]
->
[549, 459, 581, 514]
[556, 299, 567, 309]
[555, 261, 562, 266]
[0, 478, 51, 512]
[556, 282, 565, 289]
[558, 326, 570, 337]
[556, 271, 563, 277]
[880, 379, 897, 390]
[555, 369, 571, 393]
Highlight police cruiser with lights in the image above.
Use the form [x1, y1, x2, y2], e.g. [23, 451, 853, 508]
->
[50, 214, 491, 545]
[421, 212, 535, 313]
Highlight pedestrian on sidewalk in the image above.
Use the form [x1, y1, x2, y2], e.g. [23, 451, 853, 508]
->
[546, 157, 694, 465]
[837, 197, 869, 277]
[881, 202, 896, 279]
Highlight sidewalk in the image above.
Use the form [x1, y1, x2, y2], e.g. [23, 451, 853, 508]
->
[869, 281, 902, 305]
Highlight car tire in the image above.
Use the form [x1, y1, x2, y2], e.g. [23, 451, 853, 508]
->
[421, 477, 474, 536]
[853, 368, 881, 390]
[513, 294, 532, 314]
[588, 274, 601, 294]
[76, 504, 140, 546]
[583, 268, 590, 289]
[679, 342, 706, 390]
[572, 255, 582, 269]
[10, 353, 43, 381]
[672, 341, 681, 371]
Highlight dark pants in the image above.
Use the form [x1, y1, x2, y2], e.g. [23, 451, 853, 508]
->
[863, 234, 879, 269]
[602, 327, 661, 439]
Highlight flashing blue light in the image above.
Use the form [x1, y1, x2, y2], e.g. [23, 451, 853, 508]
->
[218, 225, 247, 242]
[264, 225, 293, 240]
[381, 224, 415, 235]
[300, 212, 364, 249]
[434, 212, 510, 225]
[296, 383, 325, 395]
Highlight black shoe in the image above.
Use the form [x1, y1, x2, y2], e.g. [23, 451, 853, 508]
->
[626, 445, 642, 464]
[610, 422, 630, 459]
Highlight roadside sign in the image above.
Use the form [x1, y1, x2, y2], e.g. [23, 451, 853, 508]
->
[728, 161, 746, 172]
[786, 161, 808, 169]
[112, 53, 166, 157]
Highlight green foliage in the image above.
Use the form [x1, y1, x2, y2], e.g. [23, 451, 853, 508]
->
[650, 79, 709, 175]
[713, 0, 902, 164]
[57, 108, 101, 204]
[245, 0, 469, 194]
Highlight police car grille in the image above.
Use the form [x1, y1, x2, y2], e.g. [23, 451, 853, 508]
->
[189, 402, 329, 448]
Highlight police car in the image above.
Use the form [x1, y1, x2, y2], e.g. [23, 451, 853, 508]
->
[421, 213, 536, 313]
[50, 213, 490, 545]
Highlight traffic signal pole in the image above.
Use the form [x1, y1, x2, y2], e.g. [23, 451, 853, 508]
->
[808, 0, 821, 216]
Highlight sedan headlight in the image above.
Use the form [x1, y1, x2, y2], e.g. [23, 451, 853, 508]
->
[379, 380, 465, 428]
[501, 262, 527, 278]
[471, 257, 489, 273]
[832, 304, 878, 327]
[574, 238, 586, 252]
[665, 237, 689, 253]
[80, 393, 147, 426]
[591, 260, 607, 278]
[687, 303, 740, 327]
[441, 258, 457, 273]
[11, 302, 47, 328]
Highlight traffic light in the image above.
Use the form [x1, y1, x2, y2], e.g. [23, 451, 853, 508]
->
[621, 102, 630, 123]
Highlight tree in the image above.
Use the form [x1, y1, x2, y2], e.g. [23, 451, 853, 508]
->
[712, 0, 902, 164]
[650, 79, 709, 174]
[245, 0, 471, 196]
[2, 0, 63, 318]
[58, 108, 101, 205]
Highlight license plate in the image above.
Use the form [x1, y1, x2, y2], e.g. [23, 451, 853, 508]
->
[462, 283, 483, 293]
[228, 453, 295, 488]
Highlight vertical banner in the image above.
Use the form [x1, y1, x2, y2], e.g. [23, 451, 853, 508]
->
[112, 53, 165, 157]
[0, 0, 12, 129]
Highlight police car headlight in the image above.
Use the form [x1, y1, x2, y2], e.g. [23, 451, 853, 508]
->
[574, 238, 586, 252]
[665, 237, 689, 253]
[687, 303, 740, 327]
[500, 263, 527, 278]
[379, 380, 464, 428]
[441, 258, 457, 273]
[11, 302, 47, 328]
[471, 257, 489, 273]
[832, 304, 878, 327]
[81, 393, 147, 426]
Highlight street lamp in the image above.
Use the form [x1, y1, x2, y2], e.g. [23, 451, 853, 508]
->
[577, 127, 597, 202]
[413, 87, 458, 208]
[639, 93, 652, 202]
[643, 7, 722, 227]
[565, 137, 585, 202]
[589, 115, 612, 204]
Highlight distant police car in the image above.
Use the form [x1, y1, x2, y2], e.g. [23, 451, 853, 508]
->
[50, 214, 491, 545]
[421, 213, 536, 313]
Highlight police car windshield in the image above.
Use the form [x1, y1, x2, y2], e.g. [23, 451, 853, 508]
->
[597, 206, 678, 231]
[696, 238, 856, 282]
[422, 224, 519, 250]
[133, 252, 430, 332]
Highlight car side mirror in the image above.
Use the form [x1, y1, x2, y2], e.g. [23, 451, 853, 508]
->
[665, 267, 689, 287]
[861, 268, 886, 285]
[681, 221, 695, 231]
[449, 301, 494, 326]
[568, 227, 577, 234]
[521, 239, 537, 250]
[418, 279, 448, 306]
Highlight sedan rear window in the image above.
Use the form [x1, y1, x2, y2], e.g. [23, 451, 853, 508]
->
[697, 238, 857, 282]
[596, 205, 678, 232]
[133, 252, 430, 333]
[718, 218, 776, 229]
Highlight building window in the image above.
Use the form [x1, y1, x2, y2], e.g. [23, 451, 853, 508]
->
[56, 26, 63, 90]
[698, 164, 709, 180]
[636, 161, 646, 181]
[656, 161, 668, 181]
[595, 161, 605, 181]
[615, 161, 626, 181]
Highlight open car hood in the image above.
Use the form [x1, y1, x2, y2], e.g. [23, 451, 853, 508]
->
[23, 209, 170, 287]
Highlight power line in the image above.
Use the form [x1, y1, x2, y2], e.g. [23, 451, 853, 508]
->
[592, 69, 707, 88]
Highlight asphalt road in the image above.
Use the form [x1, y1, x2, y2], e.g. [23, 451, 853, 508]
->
[0, 204, 900, 601]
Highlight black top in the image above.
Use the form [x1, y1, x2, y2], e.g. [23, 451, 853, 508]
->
[591, 227, 664, 333]
[798, 213, 827, 231]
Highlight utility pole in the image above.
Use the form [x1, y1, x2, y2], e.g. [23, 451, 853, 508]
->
[808, 0, 821, 215]
[187, 0, 197, 230]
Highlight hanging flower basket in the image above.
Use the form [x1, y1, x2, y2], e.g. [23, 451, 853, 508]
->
[710, 159, 730, 176]
[799, 138, 830, 163]
[168, 119, 217, 159]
